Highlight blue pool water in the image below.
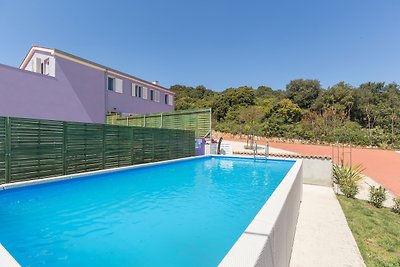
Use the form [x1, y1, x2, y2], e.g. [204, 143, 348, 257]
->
[0, 156, 294, 267]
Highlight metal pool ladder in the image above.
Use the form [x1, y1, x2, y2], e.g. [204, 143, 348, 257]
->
[254, 142, 269, 161]
[264, 142, 269, 161]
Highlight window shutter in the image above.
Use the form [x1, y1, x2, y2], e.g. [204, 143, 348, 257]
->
[115, 78, 123, 93]
[132, 83, 136, 96]
[143, 87, 148, 99]
[156, 91, 160, 102]
[34, 58, 42, 73]
[168, 95, 173, 106]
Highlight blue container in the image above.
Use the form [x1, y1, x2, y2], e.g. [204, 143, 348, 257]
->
[195, 138, 206, 155]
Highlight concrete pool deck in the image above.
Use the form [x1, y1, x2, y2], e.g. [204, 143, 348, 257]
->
[290, 184, 365, 267]
[223, 139, 367, 266]
[222, 140, 297, 155]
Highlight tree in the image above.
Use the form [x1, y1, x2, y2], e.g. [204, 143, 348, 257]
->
[238, 106, 264, 147]
[382, 83, 400, 145]
[286, 79, 321, 109]
[174, 96, 196, 110]
[212, 87, 255, 121]
[171, 84, 216, 111]
[354, 82, 385, 140]
[313, 82, 355, 121]
[272, 99, 302, 123]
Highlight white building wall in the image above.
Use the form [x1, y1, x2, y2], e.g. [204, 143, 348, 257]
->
[24, 52, 56, 77]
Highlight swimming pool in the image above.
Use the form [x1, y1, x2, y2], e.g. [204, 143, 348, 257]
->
[0, 156, 297, 267]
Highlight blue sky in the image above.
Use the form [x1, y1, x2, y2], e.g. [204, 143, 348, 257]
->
[0, 0, 399, 91]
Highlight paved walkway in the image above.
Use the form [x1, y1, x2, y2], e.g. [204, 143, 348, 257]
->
[222, 140, 296, 155]
[290, 184, 365, 267]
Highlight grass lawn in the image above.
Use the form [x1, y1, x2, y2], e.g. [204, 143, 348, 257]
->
[338, 195, 400, 267]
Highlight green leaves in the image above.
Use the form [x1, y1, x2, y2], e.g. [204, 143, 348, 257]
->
[392, 198, 400, 214]
[333, 164, 364, 198]
[171, 81, 400, 148]
[369, 186, 387, 208]
[286, 79, 321, 109]
[211, 87, 256, 121]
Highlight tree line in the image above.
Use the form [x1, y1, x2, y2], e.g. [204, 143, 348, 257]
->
[170, 80, 400, 148]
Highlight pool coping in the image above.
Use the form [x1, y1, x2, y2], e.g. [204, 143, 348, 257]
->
[0, 244, 21, 267]
[219, 156, 303, 267]
[0, 155, 301, 267]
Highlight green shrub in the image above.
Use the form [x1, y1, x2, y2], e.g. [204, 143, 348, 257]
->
[392, 198, 400, 214]
[333, 164, 364, 198]
[369, 186, 387, 208]
[340, 182, 360, 199]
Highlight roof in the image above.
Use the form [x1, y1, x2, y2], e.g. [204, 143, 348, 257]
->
[19, 46, 174, 95]
[234, 150, 332, 160]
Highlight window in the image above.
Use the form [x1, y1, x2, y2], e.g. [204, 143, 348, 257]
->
[165, 94, 169, 105]
[33, 57, 42, 73]
[150, 90, 155, 101]
[155, 91, 160, 102]
[143, 87, 148, 99]
[30, 56, 54, 76]
[135, 85, 143, 98]
[168, 95, 173, 106]
[43, 58, 50, 75]
[132, 83, 136, 96]
[107, 77, 115, 91]
[108, 77, 123, 93]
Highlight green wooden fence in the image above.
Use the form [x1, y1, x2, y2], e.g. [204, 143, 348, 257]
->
[0, 116, 195, 184]
[106, 108, 212, 138]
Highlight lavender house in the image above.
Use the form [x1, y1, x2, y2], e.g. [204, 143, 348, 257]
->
[0, 46, 174, 124]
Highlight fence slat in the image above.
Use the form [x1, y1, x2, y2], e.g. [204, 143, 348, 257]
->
[0, 118, 7, 183]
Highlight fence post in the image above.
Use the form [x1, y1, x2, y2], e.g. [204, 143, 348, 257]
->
[160, 113, 163, 128]
[195, 112, 199, 137]
[152, 132, 155, 161]
[102, 124, 106, 169]
[62, 121, 67, 175]
[130, 127, 134, 165]
[5, 117, 11, 183]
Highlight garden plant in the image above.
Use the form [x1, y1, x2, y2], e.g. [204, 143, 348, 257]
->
[333, 164, 364, 198]
[369, 186, 387, 208]
[392, 198, 400, 214]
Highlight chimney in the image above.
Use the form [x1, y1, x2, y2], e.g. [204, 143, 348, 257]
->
[152, 80, 159, 85]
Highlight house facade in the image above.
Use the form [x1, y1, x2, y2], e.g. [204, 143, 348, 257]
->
[0, 46, 174, 124]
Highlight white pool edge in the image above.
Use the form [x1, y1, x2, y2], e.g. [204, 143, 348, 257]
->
[219, 158, 303, 267]
[0, 244, 21, 267]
